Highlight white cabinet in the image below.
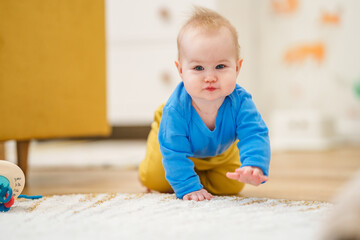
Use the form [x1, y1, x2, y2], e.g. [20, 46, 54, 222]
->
[106, 0, 216, 125]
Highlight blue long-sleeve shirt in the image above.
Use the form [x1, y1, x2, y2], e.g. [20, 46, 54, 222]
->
[158, 82, 270, 199]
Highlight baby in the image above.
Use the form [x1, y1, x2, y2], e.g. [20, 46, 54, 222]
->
[139, 7, 270, 201]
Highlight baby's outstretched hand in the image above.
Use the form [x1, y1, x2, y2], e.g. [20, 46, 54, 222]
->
[226, 166, 268, 186]
[183, 189, 214, 201]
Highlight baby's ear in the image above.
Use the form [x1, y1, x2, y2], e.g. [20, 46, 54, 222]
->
[236, 59, 243, 73]
[175, 61, 182, 74]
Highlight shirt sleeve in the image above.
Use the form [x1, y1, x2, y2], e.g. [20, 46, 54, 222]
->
[158, 106, 203, 199]
[235, 92, 271, 176]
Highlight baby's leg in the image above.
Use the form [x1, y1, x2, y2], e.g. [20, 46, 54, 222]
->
[197, 163, 244, 195]
[193, 142, 244, 195]
[138, 104, 173, 193]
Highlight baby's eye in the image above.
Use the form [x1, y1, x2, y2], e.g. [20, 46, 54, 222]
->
[194, 66, 204, 71]
[216, 64, 225, 69]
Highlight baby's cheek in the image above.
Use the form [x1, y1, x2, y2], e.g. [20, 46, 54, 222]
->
[224, 80, 237, 94]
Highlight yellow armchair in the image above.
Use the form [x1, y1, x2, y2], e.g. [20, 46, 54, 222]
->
[0, 0, 110, 176]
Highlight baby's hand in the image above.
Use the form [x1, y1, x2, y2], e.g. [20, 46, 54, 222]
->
[183, 189, 213, 201]
[226, 166, 268, 186]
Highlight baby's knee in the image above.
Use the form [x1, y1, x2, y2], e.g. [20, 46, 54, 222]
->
[202, 174, 245, 195]
[138, 167, 172, 193]
[220, 182, 245, 195]
[211, 182, 244, 195]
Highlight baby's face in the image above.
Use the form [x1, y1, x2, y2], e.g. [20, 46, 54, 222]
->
[176, 27, 242, 104]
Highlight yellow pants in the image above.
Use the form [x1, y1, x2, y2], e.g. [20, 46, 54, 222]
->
[139, 104, 245, 195]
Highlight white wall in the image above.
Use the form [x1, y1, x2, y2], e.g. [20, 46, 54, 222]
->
[105, 0, 217, 125]
[255, 0, 360, 147]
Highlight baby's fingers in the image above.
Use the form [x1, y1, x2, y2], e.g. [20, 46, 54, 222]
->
[250, 175, 268, 186]
[226, 172, 240, 180]
[252, 168, 268, 182]
[200, 189, 214, 200]
[204, 192, 214, 200]
[235, 167, 253, 177]
[235, 168, 245, 173]
[183, 194, 191, 201]
[191, 193, 199, 201]
[259, 175, 268, 182]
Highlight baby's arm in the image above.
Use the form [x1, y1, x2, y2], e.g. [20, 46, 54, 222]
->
[233, 91, 271, 184]
[183, 189, 213, 201]
[159, 106, 204, 199]
[226, 166, 268, 186]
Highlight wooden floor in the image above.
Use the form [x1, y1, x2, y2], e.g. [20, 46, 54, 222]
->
[22, 146, 360, 202]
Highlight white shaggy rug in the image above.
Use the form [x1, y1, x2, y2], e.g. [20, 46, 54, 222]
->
[0, 193, 332, 240]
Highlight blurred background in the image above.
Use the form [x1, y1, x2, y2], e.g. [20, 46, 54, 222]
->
[0, 0, 359, 200]
[106, 0, 360, 150]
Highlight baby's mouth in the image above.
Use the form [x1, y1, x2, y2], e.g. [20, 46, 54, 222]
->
[205, 86, 217, 91]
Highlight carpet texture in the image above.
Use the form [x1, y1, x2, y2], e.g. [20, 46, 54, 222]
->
[0, 193, 331, 240]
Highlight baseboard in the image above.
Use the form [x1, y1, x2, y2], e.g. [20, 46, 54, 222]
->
[109, 126, 150, 139]
[34, 125, 151, 141]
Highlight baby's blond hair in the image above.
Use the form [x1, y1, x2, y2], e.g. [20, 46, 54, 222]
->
[177, 6, 240, 60]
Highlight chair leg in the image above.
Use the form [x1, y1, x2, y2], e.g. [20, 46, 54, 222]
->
[16, 140, 30, 179]
[0, 141, 5, 160]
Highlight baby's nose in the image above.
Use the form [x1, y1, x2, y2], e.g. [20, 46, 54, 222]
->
[205, 71, 217, 82]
